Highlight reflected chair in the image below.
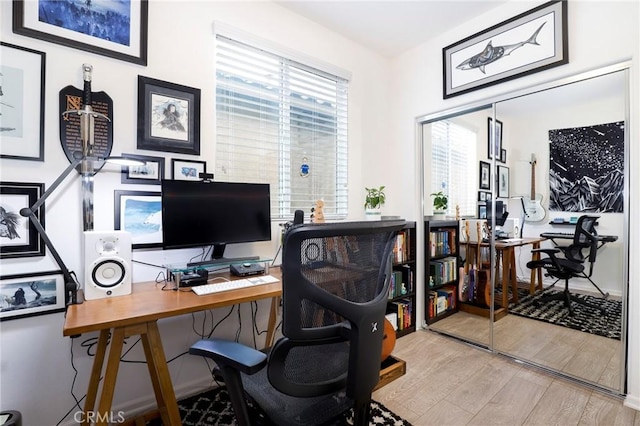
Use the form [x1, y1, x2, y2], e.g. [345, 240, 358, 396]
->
[189, 220, 405, 426]
[527, 215, 605, 316]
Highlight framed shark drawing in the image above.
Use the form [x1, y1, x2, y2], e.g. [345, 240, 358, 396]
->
[442, 0, 568, 99]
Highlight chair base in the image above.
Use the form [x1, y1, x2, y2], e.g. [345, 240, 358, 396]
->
[537, 285, 606, 317]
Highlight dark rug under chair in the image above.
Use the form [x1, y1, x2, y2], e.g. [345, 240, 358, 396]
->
[508, 287, 621, 340]
[147, 386, 412, 426]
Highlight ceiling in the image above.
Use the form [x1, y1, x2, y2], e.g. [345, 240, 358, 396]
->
[275, 0, 510, 57]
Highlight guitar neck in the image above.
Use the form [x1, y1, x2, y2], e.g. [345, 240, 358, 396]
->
[530, 160, 536, 198]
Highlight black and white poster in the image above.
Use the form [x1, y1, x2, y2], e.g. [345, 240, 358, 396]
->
[548, 121, 624, 213]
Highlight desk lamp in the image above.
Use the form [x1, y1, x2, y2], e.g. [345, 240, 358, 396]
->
[19, 64, 143, 306]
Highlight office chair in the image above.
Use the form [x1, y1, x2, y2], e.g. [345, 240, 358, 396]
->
[527, 215, 605, 316]
[190, 220, 406, 426]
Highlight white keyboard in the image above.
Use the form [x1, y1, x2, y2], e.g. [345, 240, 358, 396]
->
[191, 275, 280, 296]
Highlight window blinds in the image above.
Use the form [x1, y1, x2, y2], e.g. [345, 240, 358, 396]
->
[431, 120, 477, 217]
[215, 35, 348, 220]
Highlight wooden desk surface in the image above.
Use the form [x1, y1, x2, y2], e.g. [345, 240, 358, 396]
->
[465, 237, 546, 248]
[63, 269, 282, 336]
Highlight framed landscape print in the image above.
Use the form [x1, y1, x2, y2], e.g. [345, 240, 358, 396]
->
[171, 159, 206, 181]
[137, 76, 201, 155]
[0, 182, 45, 259]
[114, 190, 162, 249]
[0, 270, 65, 321]
[12, 0, 148, 65]
[121, 154, 164, 185]
[0, 42, 45, 161]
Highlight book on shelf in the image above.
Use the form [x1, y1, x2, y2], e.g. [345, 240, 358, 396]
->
[390, 299, 412, 330]
[429, 228, 457, 257]
[393, 229, 412, 263]
[428, 256, 457, 287]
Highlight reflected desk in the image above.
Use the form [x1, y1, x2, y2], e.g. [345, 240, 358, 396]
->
[540, 232, 618, 248]
[464, 237, 545, 315]
[63, 268, 282, 426]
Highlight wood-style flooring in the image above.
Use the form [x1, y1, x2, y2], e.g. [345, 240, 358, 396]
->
[373, 329, 638, 425]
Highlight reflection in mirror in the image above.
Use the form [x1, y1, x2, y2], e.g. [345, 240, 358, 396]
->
[492, 69, 627, 394]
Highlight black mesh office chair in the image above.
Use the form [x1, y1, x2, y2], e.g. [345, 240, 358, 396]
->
[527, 215, 605, 316]
[190, 220, 405, 425]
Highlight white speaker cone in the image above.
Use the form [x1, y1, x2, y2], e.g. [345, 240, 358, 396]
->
[90, 257, 127, 288]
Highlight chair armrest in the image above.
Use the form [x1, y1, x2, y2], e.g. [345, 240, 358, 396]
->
[190, 339, 267, 375]
[531, 248, 560, 255]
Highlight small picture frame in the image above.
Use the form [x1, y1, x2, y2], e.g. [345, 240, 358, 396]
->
[497, 166, 510, 198]
[479, 161, 491, 190]
[171, 159, 207, 181]
[120, 154, 165, 185]
[0, 182, 46, 259]
[114, 190, 162, 249]
[487, 118, 503, 160]
[12, 0, 148, 65]
[137, 76, 201, 155]
[478, 191, 492, 202]
[0, 42, 45, 161]
[500, 149, 507, 164]
[0, 270, 65, 321]
[478, 205, 487, 219]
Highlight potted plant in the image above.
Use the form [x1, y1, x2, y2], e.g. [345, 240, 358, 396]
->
[431, 191, 448, 214]
[364, 186, 385, 220]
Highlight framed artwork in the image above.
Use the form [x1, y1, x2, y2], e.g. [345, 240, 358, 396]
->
[0, 182, 45, 259]
[0, 42, 45, 161]
[121, 154, 164, 185]
[12, 0, 148, 65]
[487, 118, 503, 160]
[479, 161, 491, 190]
[478, 205, 487, 219]
[0, 270, 65, 321]
[442, 1, 568, 98]
[172, 159, 206, 181]
[478, 191, 492, 202]
[497, 166, 510, 198]
[500, 148, 507, 163]
[137, 76, 201, 155]
[114, 190, 162, 249]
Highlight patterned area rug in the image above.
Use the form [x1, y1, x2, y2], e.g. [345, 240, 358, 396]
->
[148, 386, 411, 426]
[508, 287, 622, 340]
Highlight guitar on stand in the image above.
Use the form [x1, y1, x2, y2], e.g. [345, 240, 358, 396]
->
[523, 154, 546, 222]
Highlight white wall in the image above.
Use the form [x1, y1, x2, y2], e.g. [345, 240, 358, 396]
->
[388, 0, 639, 410]
[0, 1, 392, 424]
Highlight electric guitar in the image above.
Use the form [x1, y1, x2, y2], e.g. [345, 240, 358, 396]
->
[523, 154, 546, 222]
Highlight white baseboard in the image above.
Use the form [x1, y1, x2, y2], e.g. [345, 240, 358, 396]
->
[624, 394, 640, 412]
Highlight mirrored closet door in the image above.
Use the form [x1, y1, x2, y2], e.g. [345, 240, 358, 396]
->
[419, 64, 629, 395]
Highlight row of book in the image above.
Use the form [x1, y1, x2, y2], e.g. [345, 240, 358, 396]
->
[388, 265, 415, 299]
[428, 256, 457, 287]
[428, 229, 457, 257]
[393, 229, 412, 263]
[387, 298, 413, 331]
[427, 286, 457, 319]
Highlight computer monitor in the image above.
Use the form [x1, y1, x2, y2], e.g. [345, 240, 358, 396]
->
[486, 200, 508, 227]
[161, 180, 271, 258]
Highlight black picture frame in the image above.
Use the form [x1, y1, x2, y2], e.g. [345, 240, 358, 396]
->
[12, 0, 148, 65]
[478, 191, 492, 202]
[114, 190, 162, 249]
[171, 159, 207, 181]
[0, 270, 66, 321]
[497, 166, 510, 198]
[478, 205, 487, 219]
[442, 1, 568, 98]
[500, 148, 507, 163]
[487, 118, 503, 160]
[0, 182, 45, 259]
[0, 42, 45, 161]
[479, 161, 491, 190]
[137, 76, 201, 155]
[120, 154, 165, 185]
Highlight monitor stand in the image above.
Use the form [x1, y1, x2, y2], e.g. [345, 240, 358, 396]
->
[186, 243, 260, 267]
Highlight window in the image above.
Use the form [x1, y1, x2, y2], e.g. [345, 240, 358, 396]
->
[215, 34, 348, 221]
[431, 120, 477, 216]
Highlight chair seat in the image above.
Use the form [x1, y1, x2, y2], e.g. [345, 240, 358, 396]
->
[527, 257, 585, 275]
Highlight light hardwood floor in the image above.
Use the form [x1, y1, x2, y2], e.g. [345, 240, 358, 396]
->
[373, 329, 639, 425]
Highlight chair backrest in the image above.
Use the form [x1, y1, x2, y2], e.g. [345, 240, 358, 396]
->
[272, 220, 405, 400]
[570, 215, 600, 264]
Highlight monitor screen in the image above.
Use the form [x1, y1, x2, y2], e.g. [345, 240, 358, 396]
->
[486, 200, 507, 226]
[161, 180, 271, 254]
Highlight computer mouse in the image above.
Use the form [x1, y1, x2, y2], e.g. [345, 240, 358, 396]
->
[243, 263, 252, 267]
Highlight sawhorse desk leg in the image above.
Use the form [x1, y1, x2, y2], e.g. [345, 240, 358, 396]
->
[529, 241, 543, 294]
[264, 296, 280, 349]
[81, 322, 181, 426]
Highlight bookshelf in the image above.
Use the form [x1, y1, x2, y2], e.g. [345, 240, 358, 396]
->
[386, 221, 416, 337]
[425, 220, 460, 325]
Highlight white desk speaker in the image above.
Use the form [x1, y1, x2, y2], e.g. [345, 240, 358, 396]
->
[84, 231, 132, 300]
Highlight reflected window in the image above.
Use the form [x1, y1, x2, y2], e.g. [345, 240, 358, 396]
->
[431, 120, 477, 216]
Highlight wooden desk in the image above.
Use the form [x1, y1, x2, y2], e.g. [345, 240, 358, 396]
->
[63, 269, 282, 426]
[462, 237, 544, 316]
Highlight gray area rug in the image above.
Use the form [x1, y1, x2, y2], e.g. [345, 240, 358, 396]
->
[148, 386, 412, 425]
[508, 287, 621, 340]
